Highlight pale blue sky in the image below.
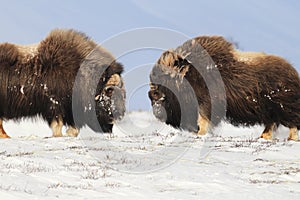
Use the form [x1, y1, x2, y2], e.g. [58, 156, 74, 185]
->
[1, 0, 299, 110]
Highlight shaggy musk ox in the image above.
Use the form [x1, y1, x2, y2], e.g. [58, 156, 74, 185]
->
[0, 29, 125, 138]
[149, 36, 300, 141]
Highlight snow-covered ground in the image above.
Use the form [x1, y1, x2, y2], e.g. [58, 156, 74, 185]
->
[1, 111, 299, 200]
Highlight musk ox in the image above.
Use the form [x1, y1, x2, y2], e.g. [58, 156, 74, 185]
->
[149, 36, 300, 141]
[0, 29, 125, 138]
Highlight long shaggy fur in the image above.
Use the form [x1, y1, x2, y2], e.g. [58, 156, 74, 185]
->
[149, 36, 300, 137]
[0, 29, 125, 134]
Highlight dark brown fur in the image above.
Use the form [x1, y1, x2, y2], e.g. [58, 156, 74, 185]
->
[149, 36, 300, 139]
[0, 29, 125, 136]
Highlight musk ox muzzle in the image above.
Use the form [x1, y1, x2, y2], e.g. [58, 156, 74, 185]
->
[95, 85, 126, 124]
[152, 102, 167, 122]
[148, 89, 167, 122]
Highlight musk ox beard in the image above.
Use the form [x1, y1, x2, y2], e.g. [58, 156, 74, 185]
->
[0, 29, 126, 138]
[149, 36, 300, 141]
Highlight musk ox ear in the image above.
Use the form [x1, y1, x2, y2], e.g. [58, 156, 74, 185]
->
[0, 43, 19, 66]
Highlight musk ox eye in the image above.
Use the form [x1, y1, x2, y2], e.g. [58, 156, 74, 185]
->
[149, 90, 160, 101]
[153, 91, 159, 99]
[149, 90, 165, 102]
[105, 87, 114, 97]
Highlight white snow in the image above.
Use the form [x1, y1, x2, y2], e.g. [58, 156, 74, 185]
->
[1, 111, 299, 200]
[20, 85, 25, 95]
[49, 97, 59, 105]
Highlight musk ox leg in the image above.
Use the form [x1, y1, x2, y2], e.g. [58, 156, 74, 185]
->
[288, 127, 299, 141]
[260, 124, 275, 140]
[0, 119, 10, 139]
[197, 114, 210, 136]
[66, 126, 79, 137]
[50, 116, 63, 137]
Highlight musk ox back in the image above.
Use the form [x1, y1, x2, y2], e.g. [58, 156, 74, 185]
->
[149, 36, 300, 141]
[0, 29, 125, 138]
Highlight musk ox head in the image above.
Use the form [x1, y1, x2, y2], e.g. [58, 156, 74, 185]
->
[94, 62, 126, 132]
[73, 53, 126, 133]
[149, 50, 199, 132]
[149, 38, 228, 132]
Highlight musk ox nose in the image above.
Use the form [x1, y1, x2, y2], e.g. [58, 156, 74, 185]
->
[112, 109, 125, 120]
